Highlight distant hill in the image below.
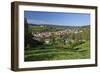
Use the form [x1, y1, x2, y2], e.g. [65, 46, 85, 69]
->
[29, 23, 90, 30]
[80, 25, 90, 28]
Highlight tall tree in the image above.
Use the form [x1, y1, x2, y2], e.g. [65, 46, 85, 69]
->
[24, 18, 29, 48]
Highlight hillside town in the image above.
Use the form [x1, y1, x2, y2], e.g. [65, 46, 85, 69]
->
[32, 28, 81, 38]
[31, 27, 83, 44]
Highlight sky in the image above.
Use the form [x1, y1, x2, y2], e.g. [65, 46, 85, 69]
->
[24, 11, 90, 26]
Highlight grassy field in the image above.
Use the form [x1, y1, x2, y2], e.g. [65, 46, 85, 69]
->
[24, 41, 90, 61]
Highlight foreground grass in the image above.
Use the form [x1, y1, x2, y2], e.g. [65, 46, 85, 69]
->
[24, 41, 90, 61]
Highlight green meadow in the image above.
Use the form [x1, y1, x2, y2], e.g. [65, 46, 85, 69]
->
[25, 41, 90, 61]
